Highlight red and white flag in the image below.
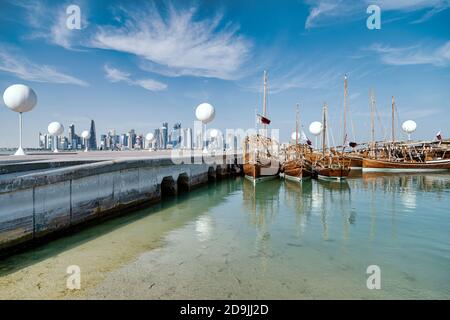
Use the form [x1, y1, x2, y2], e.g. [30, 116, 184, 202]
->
[257, 114, 271, 125]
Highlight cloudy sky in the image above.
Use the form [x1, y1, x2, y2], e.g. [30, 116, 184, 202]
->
[0, 0, 449, 147]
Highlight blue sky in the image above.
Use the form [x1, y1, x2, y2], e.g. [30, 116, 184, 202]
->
[0, 0, 449, 147]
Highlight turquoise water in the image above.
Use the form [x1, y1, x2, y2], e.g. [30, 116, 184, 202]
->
[1, 173, 449, 299]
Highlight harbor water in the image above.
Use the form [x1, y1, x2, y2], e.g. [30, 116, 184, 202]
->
[1, 173, 449, 299]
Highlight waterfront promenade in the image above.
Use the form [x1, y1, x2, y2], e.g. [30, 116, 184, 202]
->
[0, 150, 242, 255]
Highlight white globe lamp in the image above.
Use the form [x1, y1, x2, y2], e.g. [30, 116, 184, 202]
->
[402, 120, 417, 141]
[309, 121, 323, 150]
[81, 130, 91, 152]
[3, 84, 37, 156]
[291, 131, 300, 142]
[48, 122, 64, 153]
[195, 102, 215, 153]
[145, 132, 155, 151]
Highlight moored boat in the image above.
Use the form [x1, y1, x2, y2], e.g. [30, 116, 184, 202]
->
[362, 158, 450, 172]
[243, 71, 280, 185]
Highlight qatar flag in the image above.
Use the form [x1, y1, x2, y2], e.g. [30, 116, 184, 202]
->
[257, 114, 271, 125]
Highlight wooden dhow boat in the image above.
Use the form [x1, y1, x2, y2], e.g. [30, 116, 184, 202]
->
[362, 93, 450, 172]
[309, 103, 351, 181]
[243, 71, 280, 184]
[281, 104, 313, 182]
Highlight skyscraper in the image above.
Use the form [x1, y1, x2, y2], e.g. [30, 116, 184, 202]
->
[89, 120, 97, 150]
[161, 122, 168, 149]
[181, 128, 193, 150]
[153, 128, 161, 150]
[171, 123, 182, 149]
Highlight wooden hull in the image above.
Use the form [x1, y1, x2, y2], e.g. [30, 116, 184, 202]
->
[348, 156, 363, 170]
[316, 167, 350, 181]
[363, 158, 450, 172]
[244, 161, 280, 184]
[282, 160, 312, 182]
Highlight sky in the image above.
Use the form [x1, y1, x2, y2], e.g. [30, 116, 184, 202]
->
[0, 0, 449, 148]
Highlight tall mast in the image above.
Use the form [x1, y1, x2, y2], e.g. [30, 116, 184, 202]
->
[343, 74, 348, 148]
[262, 70, 268, 132]
[323, 103, 327, 157]
[370, 89, 376, 157]
[295, 103, 299, 145]
[391, 96, 395, 143]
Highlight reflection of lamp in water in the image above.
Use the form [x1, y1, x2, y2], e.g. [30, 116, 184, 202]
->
[401, 190, 416, 210]
[195, 215, 214, 242]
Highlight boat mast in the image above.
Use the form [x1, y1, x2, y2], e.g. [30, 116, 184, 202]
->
[295, 103, 299, 145]
[262, 70, 268, 135]
[343, 74, 348, 149]
[391, 96, 395, 143]
[323, 103, 327, 158]
[370, 89, 376, 157]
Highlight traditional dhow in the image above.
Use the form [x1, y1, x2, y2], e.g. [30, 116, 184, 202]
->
[243, 70, 280, 184]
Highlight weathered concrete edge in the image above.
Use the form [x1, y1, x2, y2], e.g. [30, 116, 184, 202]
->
[0, 154, 240, 194]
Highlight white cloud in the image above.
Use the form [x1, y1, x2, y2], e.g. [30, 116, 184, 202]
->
[13, 0, 88, 50]
[91, 5, 251, 80]
[0, 47, 89, 86]
[104, 65, 167, 92]
[304, 0, 450, 29]
[369, 42, 450, 66]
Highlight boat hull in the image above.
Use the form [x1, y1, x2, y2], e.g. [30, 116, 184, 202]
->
[281, 160, 312, 182]
[315, 167, 350, 180]
[362, 158, 450, 172]
[243, 162, 280, 184]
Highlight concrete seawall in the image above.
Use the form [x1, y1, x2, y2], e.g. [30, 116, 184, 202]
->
[0, 154, 241, 254]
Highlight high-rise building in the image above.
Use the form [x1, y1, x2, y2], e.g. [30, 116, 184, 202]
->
[161, 122, 168, 149]
[153, 128, 161, 150]
[89, 120, 97, 150]
[181, 128, 193, 150]
[171, 123, 182, 149]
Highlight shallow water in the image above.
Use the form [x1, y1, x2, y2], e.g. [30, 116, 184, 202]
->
[1, 173, 449, 299]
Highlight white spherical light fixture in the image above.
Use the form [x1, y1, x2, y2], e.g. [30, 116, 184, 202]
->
[3, 84, 37, 113]
[48, 122, 64, 153]
[145, 132, 155, 151]
[145, 133, 154, 141]
[3, 84, 38, 156]
[291, 132, 300, 141]
[195, 103, 215, 124]
[309, 121, 323, 136]
[81, 130, 91, 152]
[402, 120, 417, 141]
[210, 129, 219, 138]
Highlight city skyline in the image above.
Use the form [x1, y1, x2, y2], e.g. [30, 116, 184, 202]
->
[1, 0, 450, 148]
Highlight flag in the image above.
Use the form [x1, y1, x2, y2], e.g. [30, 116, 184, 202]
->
[301, 131, 312, 146]
[436, 131, 442, 141]
[257, 114, 271, 125]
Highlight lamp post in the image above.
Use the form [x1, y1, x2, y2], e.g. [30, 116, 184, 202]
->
[3, 84, 37, 156]
[145, 132, 155, 151]
[402, 120, 417, 141]
[195, 103, 215, 153]
[48, 122, 64, 153]
[81, 130, 91, 152]
[309, 121, 323, 151]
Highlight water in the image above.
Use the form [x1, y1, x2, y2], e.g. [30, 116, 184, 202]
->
[1, 173, 449, 299]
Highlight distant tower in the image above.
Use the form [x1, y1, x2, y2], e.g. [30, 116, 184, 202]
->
[89, 120, 97, 150]
[162, 122, 168, 149]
